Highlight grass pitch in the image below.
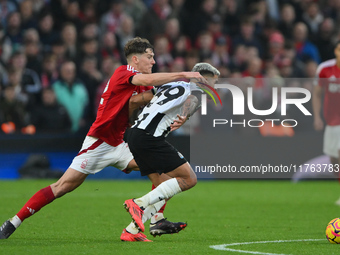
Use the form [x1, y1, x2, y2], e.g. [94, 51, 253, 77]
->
[0, 179, 339, 255]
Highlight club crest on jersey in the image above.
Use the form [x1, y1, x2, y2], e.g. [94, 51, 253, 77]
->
[329, 75, 337, 81]
[81, 159, 88, 169]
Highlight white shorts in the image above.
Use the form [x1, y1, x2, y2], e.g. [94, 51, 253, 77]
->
[69, 136, 134, 175]
[323, 125, 340, 158]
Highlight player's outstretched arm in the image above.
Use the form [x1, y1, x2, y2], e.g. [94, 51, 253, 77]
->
[131, 72, 208, 87]
[312, 85, 324, 131]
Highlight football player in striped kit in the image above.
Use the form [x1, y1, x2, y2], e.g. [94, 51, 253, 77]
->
[123, 63, 220, 237]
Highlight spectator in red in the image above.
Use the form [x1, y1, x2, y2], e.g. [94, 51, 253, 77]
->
[137, 0, 172, 43]
[63, 0, 83, 31]
[79, 1, 98, 23]
[100, 31, 123, 62]
[268, 31, 285, 68]
[40, 53, 59, 89]
[100, 0, 127, 34]
[242, 56, 264, 89]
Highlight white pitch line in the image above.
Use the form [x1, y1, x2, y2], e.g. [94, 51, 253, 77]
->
[209, 239, 324, 255]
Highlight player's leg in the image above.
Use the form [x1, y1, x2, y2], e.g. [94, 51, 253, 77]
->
[0, 136, 110, 239]
[0, 168, 87, 239]
[121, 200, 166, 242]
[122, 165, 186, 239]
[50, 168, 88, 198]
[124, 163, 196, 231]
[139, 162, 197, 206]
[140, 162, 197, 206]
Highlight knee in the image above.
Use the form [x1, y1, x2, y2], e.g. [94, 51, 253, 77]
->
[188, 168, 197, 188]
[179, 175, 197, 191]
[190, 175, 197, 188]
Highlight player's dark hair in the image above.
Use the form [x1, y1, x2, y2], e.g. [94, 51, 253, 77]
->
[124, 37, 154, 59]
[199, 70, 215, 77]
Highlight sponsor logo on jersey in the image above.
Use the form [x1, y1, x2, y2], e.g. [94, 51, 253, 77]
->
[328, 83, 340, 93]
[177, 152, 184, 159]
[127, 65, 139, 73]
[329, 75, 337, 82]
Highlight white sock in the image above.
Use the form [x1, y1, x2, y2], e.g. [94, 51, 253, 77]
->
[10, 215, 22, 228]
[142, 200, 165, 223]
[125, 200, 166, 234]
[126, 222, 139, 234]
[134, 178, 181, 208]
[151, 213, 164, 224]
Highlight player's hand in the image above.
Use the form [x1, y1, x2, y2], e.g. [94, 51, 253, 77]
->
[182, 72, 208, 85]
[313, 117, 324, 131]
[170, 115, 188, 132]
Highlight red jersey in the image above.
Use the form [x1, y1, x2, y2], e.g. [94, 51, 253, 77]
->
[88, 65, 153, 146]
[316, 59, 340, 126]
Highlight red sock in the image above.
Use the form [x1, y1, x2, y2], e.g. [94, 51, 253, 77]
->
[16, 186, 55, 221]
[152, 184, 166, 213]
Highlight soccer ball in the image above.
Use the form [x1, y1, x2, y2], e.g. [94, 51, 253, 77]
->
[326, 218, 340, 244]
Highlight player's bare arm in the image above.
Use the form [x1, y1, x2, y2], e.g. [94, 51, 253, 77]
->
[181, 94, 199, 119]
[170, 94, 200, 132]
[131, 72, 208, 87]
[129, 90, 154, 124]
[312, 85, 324, 131]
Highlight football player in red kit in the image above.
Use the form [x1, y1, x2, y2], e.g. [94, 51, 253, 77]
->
[0, 37, 206, 241]
[313, 41, 340, 201]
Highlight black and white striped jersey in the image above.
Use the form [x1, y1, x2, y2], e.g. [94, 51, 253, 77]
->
[132, 81, 199, 137]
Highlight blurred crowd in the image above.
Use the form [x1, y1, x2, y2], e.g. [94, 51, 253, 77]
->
[0, 0, 337, 135]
